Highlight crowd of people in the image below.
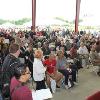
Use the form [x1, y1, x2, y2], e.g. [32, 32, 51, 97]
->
[0, 26, 100, 100]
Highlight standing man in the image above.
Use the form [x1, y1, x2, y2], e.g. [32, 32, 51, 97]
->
[1, 43, 21, 100]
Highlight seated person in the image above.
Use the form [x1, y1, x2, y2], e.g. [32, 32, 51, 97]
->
[42, 42, 51, 56]
[77, 42, 89, 67]
[59, 46, 68, 59]
[90, 45, 100, 75]
[10, 63, 32, 100]
[56, 50, 77, 89]
[43, 53, 63, 88]
[69, 44, 77, 59]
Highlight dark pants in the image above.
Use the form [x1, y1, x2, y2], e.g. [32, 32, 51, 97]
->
[71, 64, 77, 82]
[71, 69, 77, 82]
[58, 68, 77, 85]
[28, 62, 33, 78]
[58, 69, 69, 85]
[35, 80, 46, 90]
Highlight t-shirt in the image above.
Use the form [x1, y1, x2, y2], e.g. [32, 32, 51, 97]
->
[44, 59, 56, 74]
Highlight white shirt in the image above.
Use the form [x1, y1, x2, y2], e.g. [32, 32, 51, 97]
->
[78, 46, 88, 54]
[33, 58, 46, 81]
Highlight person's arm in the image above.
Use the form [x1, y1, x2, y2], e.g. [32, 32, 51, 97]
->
[53, 60, 58, 74]
[93, 59, 100, 63]
[44, 64, 55, 77]
[54, 66, 57, 72]
[46, 71, 55, 79]
[56, 60, 60, 69]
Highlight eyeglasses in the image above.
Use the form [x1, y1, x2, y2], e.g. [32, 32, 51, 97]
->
[26, 72, 31, 75]
[23, 72, 31, 75]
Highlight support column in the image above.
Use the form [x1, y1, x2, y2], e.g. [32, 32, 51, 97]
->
[75, 0, 81, 33]
[32, 0, 36, 31]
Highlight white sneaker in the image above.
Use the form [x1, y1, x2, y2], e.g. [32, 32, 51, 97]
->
[74, 82, 78, 85]
[65, 85, 69, 89]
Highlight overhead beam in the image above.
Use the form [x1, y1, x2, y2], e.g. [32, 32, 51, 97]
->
[75, 0, 81, 33]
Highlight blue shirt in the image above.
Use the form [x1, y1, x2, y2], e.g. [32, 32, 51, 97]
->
[56, 57, 68, 69]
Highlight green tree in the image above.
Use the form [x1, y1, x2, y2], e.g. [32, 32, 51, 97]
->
[0, 18, 31, 25]
[55, 17, 69, 23]
[0, 19, 7, 25]
[15, 18, 31, 25]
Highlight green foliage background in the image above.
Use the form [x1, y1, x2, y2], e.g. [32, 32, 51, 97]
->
[0, 18, 31, 25]
[0, 17, 99, 30]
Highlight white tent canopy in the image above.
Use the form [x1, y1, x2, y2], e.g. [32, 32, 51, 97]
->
[1, 22, 16, 28]
[36, 18, 67, 26]
[79, 17, 100, 26]
[23, 18, 67, 27]
[23, 21, 32, 27]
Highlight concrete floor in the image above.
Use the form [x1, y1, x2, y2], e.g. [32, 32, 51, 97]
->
[0, 67, 100, 100]
[52, 67, 100, 100]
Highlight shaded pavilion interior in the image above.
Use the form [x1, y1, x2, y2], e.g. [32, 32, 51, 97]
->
[32, 0, 81, 33]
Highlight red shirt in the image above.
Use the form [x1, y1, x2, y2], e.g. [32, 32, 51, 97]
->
[36, 32, 42, 36]
[70, 47, 77, 58]
[10, 77, 33, 100]
[44, 59, 56, 74]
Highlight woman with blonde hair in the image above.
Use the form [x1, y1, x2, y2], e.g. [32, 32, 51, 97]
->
[33, 49, 47, 90]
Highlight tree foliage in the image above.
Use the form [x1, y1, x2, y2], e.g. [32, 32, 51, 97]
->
[0, 18, 31, 25]
[55, 17, 83, 25]
[55, 17, 69, 23]
[0, 19, 6, 25]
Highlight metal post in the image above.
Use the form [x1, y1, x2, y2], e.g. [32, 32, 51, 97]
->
[75, 0, 81, 33]
[32, 0, 36, 31]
